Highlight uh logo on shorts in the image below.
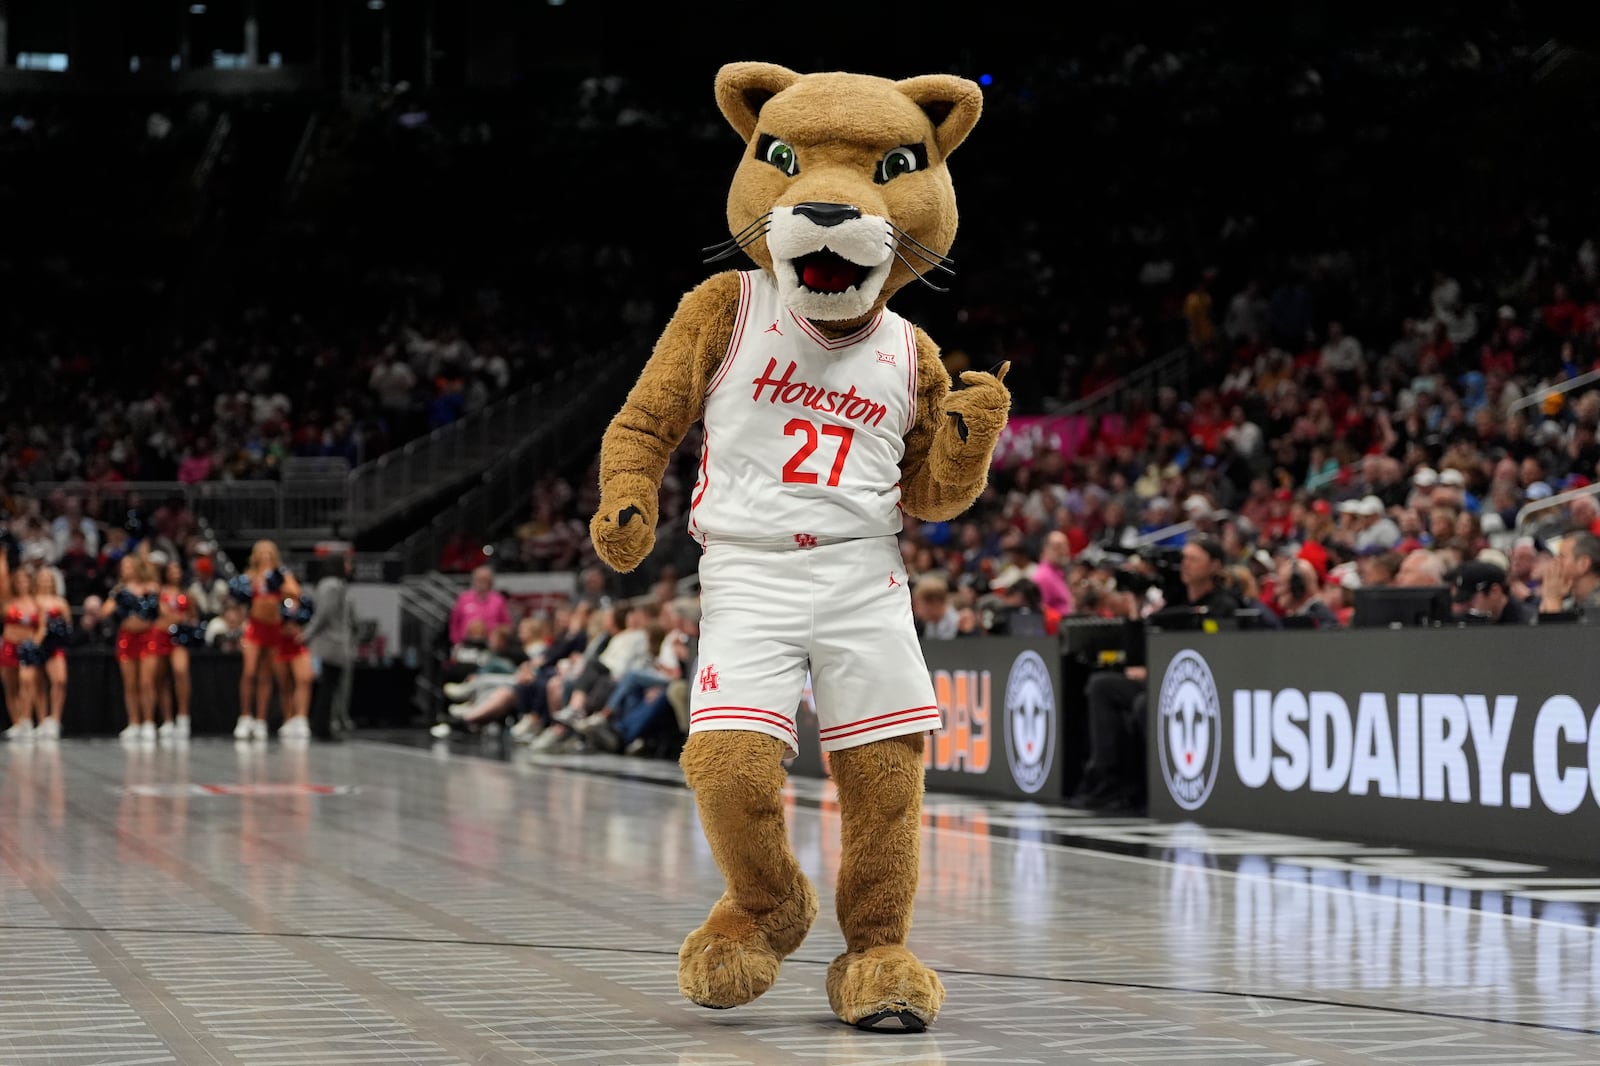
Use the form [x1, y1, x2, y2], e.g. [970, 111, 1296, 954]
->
[698, 664, 720, 693]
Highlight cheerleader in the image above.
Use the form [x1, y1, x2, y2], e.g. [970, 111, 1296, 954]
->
[2, 562, 43, 742]
[153, 559, 197, 740]
[233, 539, 310, 740]
[101, 554, 161, 742]
[32, 567, 71, 739]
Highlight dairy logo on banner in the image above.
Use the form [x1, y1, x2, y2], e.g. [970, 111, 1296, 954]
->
[1004, 650, 1056, 794]
[1158, 649, 1223, 810]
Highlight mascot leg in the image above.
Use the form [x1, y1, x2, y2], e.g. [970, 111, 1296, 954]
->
[678, 731, 818, 1009]
[826, 733, 946, 1031]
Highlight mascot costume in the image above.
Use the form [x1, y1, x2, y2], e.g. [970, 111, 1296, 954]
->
[589, 62, 1011, 1031]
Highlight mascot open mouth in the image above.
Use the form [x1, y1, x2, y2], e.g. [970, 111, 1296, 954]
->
[795, 251, 868, 294]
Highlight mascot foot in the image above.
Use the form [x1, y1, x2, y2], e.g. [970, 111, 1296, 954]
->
[678, 881, 819, 1010]
[827, 945, 946, 1032]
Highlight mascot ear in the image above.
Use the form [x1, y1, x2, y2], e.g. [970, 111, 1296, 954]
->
[715, 62, 803, 143]
[895, 74, 983, 159]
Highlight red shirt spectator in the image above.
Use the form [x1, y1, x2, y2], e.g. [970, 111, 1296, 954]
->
[1544, 283, 1581, 337]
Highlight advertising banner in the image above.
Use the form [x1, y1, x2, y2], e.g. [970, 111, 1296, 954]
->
[1146, 627, 1600, 863]
[787, 637, 1065, 801]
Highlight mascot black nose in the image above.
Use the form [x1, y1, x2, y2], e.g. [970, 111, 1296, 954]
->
[792, 202, 860, 227]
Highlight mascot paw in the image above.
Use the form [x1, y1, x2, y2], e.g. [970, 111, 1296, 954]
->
[826, 945, 946, 1032]
[678, 929, 782, 1010]
[678, 881, 818, 1009]
[943, 361, 1012, 444]
[589, 501, 656, 573]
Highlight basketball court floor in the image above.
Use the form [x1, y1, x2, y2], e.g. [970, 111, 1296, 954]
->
[3, 734, 1599, 1065]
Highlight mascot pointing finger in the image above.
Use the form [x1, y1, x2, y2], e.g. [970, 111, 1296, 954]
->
[589, 62, 1011, 1031]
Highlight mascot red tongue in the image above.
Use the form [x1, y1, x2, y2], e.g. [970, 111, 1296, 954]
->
[802, 255, 858, 293]
[586, 62, 1012, 1033]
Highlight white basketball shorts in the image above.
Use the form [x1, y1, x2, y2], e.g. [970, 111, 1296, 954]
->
[687, 535, 942, 755]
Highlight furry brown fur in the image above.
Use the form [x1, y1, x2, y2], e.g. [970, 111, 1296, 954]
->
[590, 62, 1010, 1029]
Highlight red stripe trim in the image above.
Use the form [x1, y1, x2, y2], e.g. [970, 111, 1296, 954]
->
[693, 705, 795, 726]
[822, 713, 942, 744]
[691, 709, 799, 739]
[819, 704, 940, 736]
[705, 272, 751, 397]
[790, 310, 882, 351]
[689, 422, 711, 546]
[903, 319, 918, 437]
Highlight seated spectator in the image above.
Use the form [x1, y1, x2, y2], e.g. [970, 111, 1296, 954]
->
[1450, 560, 1533, 625]
[1536, 532, 1600, 617]
[448, 566, 509, 646]
[1395, 549, 1447, 587]
[439, 601, 597, 739]
[529, 601, 661, 753]
[1030, 531, 1076, 616]
[1226, 565, 1282, 628]
[913, 574, 961, 639]
[205, 602, 248, 652]
[576, 595, 700, 755]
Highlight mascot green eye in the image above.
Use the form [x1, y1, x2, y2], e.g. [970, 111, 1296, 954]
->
[877, 146, 923, 183]
[758, 136, 799, 176]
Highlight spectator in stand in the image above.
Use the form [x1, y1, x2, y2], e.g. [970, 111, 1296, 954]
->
[1450, 560, 1533, 625]
[1183, 270, 1217, 351]
[912, 574, 961, 639]
[205, 602, 248, 652]
[1536, 532, 1600, 617]
[448, 566, 510, 647]
[1318, 321, 1363, 374]
[1227, 564, 1282, 628]
[184, 544, 230, 618]
[1359, 549, 1404, 588]
[574, 595, 700, 755]
[55, 529, 101, 604]
[439, 531, 488, 574]
[1507, 536, 1546, 605]
[50, 494, 98, 558]
[1030, 530, 1076, 616]
[1353, 496, 1402, 552]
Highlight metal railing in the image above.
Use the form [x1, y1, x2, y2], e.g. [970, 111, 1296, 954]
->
[16, 479, 343, 546]
[1515, 482, 1600, 534]
[345, 383, 547, 530]
[399, 359, 635, 573]
[1509, 367, 1600, 415]
[1058, 344, 1194, 417]
[15, 380, 569, 546]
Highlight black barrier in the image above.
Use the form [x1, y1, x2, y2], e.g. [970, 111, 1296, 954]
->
[1146, 627, 1600, 864]
[786, 637, 1066, 801]
[0, 648, 418, 736]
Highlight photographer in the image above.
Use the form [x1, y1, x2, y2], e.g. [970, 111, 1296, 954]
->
[1068, 537, 1241, 814]
[1275, 558, 1341, 628]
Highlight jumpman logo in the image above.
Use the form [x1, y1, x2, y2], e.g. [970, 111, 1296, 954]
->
[887, 572, 901, 588]
[765, 320, 783, 336]
[698, 664, 721, 693]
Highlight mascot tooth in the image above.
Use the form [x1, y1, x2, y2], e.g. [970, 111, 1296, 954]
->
[589, 62, 1012, 1032]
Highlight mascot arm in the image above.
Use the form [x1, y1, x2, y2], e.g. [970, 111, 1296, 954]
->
[899, 326, 1011, 522]
[591, 271, 742, 573]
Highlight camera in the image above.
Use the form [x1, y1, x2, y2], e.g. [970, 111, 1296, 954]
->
[1107, 545, 1186, 605]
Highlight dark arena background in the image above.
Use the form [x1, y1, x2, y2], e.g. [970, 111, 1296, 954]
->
[4, 1, 1600, 1062]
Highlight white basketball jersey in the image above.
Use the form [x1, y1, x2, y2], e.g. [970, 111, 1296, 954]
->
[689, 270, 918, 545]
